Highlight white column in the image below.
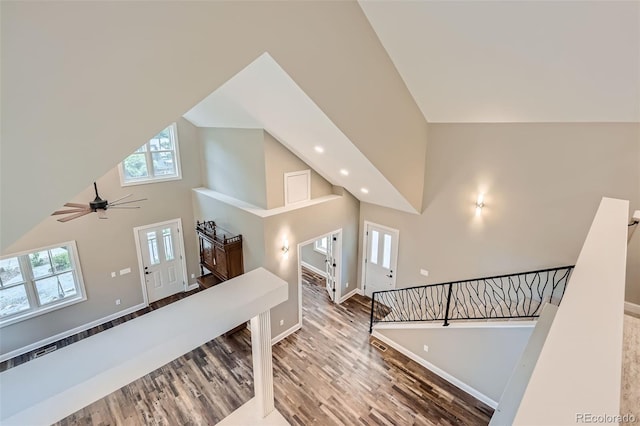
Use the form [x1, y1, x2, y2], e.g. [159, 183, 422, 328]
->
[250, 311, 275, 418]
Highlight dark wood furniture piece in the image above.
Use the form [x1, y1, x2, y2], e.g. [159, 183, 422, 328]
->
[196, 220, 244, 289]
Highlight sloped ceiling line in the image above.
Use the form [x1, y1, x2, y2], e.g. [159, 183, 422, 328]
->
[183, 52, 418, 214]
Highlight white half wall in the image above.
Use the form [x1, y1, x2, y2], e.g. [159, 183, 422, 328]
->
[0, 268, 288, 425]
[490, 304, 558, 425]
[514, 197, 628, 425]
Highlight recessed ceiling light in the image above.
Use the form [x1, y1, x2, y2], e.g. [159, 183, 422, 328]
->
[314, 146, 324, 153]
[361, 188, 369, 194]
[340, 169, 349, 176]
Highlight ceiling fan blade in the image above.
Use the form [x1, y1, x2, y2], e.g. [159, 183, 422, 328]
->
[52, 208, 90, 215]
[57, 210, 93, 223]
[64, 202, 89, 209]
[108, 198, 147, 207]
[108, 193, 132, 205]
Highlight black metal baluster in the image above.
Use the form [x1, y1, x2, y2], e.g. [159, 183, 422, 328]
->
[443, 283, 453, 326]
[369, 293, 376, 333]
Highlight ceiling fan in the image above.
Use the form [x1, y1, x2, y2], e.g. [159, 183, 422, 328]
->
[52, 182, 147, 222]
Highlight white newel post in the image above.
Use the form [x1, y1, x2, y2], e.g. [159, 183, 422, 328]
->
[250, 311, 275, 418]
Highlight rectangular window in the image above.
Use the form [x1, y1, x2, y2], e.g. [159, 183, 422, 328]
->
[162, 228, 174, 261]
[382, 234, 392, 269]
[370, 230, 379, 265]
[147, 231, 160, 265]
[0, 241, 86, 327]
[314, 237, 328, 255]
[119, 123, 182, 186]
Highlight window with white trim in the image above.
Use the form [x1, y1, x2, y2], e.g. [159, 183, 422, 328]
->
[119, 123, 182, 186]
[314, 237, 328, 254]
[0, 241, 86, 327]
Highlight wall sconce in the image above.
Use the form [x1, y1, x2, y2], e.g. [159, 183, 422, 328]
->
[281, 238, 289, 259]
[475, 193, 485, 216]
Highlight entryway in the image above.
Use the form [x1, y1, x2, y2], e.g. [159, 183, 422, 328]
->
[298, 229, 342, 305]
[133, 219, 188, 304]
[362, 221, 399, 297]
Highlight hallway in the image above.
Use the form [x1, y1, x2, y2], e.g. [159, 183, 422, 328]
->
[56, 280, 492, 425]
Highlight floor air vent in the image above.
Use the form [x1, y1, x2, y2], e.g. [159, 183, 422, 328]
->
[33, 345, 57, 359]
[370, 340, 387, 352]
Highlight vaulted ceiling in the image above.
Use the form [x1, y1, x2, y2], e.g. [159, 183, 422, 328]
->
[360, 0, 640, 123]
[0, 1, 427, 251]
[183, 53, 417, 214]
[184, 1, 639, 214]
[1, 1, 638, 251]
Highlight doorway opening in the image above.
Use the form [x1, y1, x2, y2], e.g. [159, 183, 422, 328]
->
[296, 229, 343, 326]
[133, 218, 188, 305]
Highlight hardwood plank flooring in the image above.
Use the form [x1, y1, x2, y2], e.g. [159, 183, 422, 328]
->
[48, 277, 492, 425]
[301, 265, 327, 288]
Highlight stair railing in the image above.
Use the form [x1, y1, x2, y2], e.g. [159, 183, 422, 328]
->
[369, 265, 574, 333]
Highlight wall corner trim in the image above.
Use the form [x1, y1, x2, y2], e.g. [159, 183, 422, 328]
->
[271, 322, 302, 346]
[339, 287, 360, 304]
[624, 301, 640, 316]
[300, 261, 326, 277]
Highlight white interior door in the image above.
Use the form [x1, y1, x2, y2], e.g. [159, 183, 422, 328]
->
[364, 223, 399, 297]
[136, 220, 186, 303]
[324, 234, 337, 302]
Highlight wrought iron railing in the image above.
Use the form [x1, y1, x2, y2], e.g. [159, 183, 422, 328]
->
[369, 265, 574, 332]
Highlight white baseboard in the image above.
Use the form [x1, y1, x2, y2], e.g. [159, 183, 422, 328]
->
[339, 287, 360, 303]
[186, 282, 199, 292]
[374, 320, 536, 331]
[371, 330, 498, 409]
[625, 301, 640, 316]
[271, 322, 302, 346]
[300, 261, 326, 278]
[0, 302, 147, 363]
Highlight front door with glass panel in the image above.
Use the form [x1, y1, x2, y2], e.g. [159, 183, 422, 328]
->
[364, 223, 399, 297]
[136, 220, 186, 303]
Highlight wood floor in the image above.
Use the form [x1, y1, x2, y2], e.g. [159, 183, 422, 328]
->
[45, 273, 492, 425]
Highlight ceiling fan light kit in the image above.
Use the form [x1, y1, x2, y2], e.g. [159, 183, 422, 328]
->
[52, 182, 146, 222]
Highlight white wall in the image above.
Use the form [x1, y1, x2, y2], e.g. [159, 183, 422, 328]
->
[199, 128, 268, 208]
[300, 242, 326, 273]
[192, 189, 360, 339]
[1, 119, 203, 357]
[263, 131, 333, 209]
[359, 123, 640, 303]
[375, 323, 534, 405]
[263, 191, 360, 334]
